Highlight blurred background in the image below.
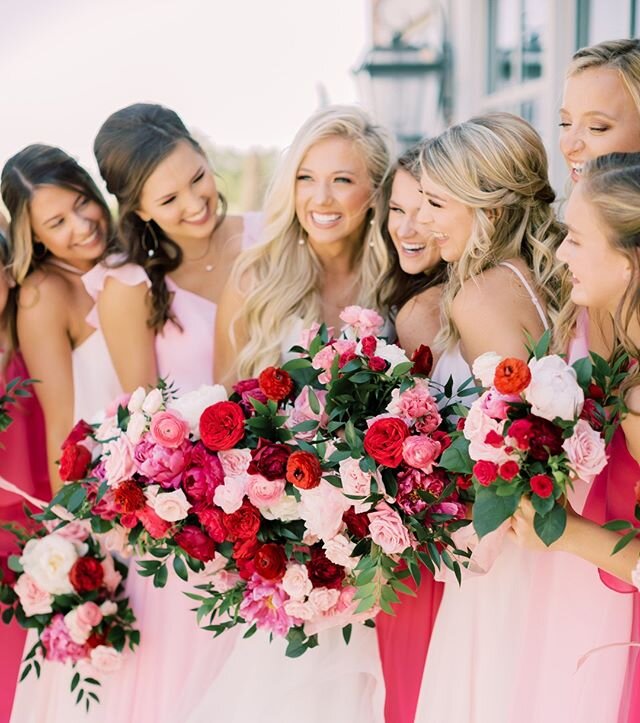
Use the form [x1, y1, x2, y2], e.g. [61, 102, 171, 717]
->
[2, 0, 638, 211]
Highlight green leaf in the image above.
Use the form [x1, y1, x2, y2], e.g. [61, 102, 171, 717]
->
[153, 564, 169, 588]
[531, 490, 555, 516]
[172, 556, 189, 582]
[533, 505, 567, 546]
[439, 437, 473, 475]
[66, 485, 87, 513]
[342, 624, 352, 645]
[603, 519, 634, 532]
[472, 486, 519, 538]
[391, 361, 413, 377]
[19, 664, 32, 682]
[612, 529, 640, 555]
[71, 671, 80, 691]
[572, 356, 593, 389]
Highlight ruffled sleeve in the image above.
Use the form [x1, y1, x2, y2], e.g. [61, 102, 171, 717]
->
[241, 212, 264, 251]
[82, 256, 151, 329]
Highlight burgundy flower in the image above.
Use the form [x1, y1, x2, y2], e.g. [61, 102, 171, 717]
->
[343, 507, 370, 538]
[174, 525, 216, 562]
[528, 416, 563, 461]
[306, 546, 345, 590]
[248, 440, 291, 480]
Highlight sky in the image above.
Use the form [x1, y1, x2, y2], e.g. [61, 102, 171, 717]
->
[0, 0, 369, 179]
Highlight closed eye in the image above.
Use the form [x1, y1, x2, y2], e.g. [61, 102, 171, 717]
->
[192, 170, 205, 184]
[160, 196, 176, 206]
[428, 198, 442, 208]
[334, 176, 353, 184]
[388, 205, 404, 215]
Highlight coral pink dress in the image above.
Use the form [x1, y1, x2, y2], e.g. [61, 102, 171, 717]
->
[0, 352, 50, 723]
[84, 213, 263, 723]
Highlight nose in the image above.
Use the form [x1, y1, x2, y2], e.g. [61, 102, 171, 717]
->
[416, 199, 432, 224]
[397, 215, 416, 239]
[73, 209, 93, 236]
[560, 125, 585, 158]
[184, 188, 205, 216]
[313, 181, 332, 206]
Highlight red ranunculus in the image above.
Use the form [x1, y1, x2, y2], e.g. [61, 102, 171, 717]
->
[361, 336, 377, 357]
[343, 507, 370, 538]
[494, 357, 531, 395]
[253, 543, 287, 580]
[222, 499, 261, 540]
[364, 417, 410, 468]
[200, 401, 245, 451]
[530, 474, 554, 499]
[137, 505, 173, 539]
[59, 443, 92, 482]
[113, 480, 146, 513]
[499, 460, 520, 481]
[473, 460, 499, 486]
[455, 474, 473, 490]
[258, 367, 293, 402]
[61, 420, 94, 450]
[69, 556, 104, 593]
[368, 356, 388, 373]
[306, 546, 345, 590]
[285, 451, 322, 490]
[528, 416, 563, 461]
[507, 418, 534, 450]
[174, 525, 216, 562]
[411, 344, 434, 376]
[193, 504, 227, 543]
[248, 440, 291, 480]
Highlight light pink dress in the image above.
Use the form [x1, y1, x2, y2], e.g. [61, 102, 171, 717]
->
[415, 267, 632, 723]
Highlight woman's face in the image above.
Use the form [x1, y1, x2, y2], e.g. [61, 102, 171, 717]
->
[137, 141, 219, 246]
[387, 168, 441, 275]
[29, 185, 108, 271]
[417, 171, 475, 263]
[559, 67, 640, 183]
[295, 135, 373, 250]
[557, 182, 632, 314]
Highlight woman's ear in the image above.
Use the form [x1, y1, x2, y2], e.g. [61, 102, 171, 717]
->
[135, 209, 152, 223]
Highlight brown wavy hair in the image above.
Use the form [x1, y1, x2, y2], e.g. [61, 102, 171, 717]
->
[94, 103, 226, 331]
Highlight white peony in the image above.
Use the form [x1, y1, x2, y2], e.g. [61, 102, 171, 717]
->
[525, 356, 584, 422]
[20, 534, 79, 595]
[373, 340, 411, 372]
[261, 494, 300, 522]
[168, 384, 228, 439]
[472, 351, 503, 387]
[145, 485, 191, 522]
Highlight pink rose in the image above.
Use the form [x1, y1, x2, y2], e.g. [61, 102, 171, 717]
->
[286, 387, 329, 440]
[477, 389, 520, 421]
[134, 438, 190, 489]
[562, 419, 608, 483]
[103, 435, 137, 488]
[368, 501, 411, 555]
[14, 573, 53, 616]
[246, 474, 286, 509]
[282, 563, 313, 601]
[311, 345, 339, 385]
[90, 645, 123, 673]
[464, 404, 514, 465]
[283, 599, 315, 621]
[43, 519, 91, 543]
[149, 411, 189, 449]
[339, 305, 384, 338]
[65, 602, 103, 644]
[308, 586, 341, 613]
[338, 457, 374, 512]
[402, 435, 442, 473]
[145, 485, 192, 522]
[213, 475, 248, 514]
[298, 481, 351, 541]
[218, 448, 252, 478]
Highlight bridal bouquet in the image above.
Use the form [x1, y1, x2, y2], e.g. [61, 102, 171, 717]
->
[0, 519, 138, 710]
[439, 333, 628, 545]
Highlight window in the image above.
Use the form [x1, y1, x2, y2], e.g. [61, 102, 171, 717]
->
[576, 0, 637, 49]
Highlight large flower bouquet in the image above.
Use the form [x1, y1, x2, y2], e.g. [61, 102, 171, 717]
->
[439, 333, 628, 545]
[0, 518, 138, 710]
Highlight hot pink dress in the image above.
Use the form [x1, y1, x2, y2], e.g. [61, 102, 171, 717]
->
[0, 352, 50, 723]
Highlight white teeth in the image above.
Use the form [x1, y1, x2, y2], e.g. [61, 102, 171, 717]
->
[78, 230, 98, 247]
[311, 212, 341, 225]
[185, 206, 208, 222]
[402, 243, 426, 252]
[572, 163, 584, 174]
[432, 232, 448, 240]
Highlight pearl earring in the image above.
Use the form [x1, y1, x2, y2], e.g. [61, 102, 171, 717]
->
[298, 238, 305, 246]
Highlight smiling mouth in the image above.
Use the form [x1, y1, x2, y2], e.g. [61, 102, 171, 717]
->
[76, 228, 101, 247]
[310, 212, 342, 226]
[400, 242, 427, 255]
[183, 204, 211, 224]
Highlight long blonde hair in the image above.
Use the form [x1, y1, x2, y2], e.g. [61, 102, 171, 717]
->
[232, 105, 391, 378]
[555, 152, 640, 394]
[419, 112, 565, 349]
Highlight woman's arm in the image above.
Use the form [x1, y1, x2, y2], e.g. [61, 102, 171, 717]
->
[97, 277, 157, 392]
[17, 277, 75, 493]
[395, 285, 442, 360]
[214, 276, 248, 391]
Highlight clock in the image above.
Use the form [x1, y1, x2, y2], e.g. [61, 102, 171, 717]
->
[372, 0, 443, 47]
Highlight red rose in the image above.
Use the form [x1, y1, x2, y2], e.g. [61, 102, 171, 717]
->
[364, 417, 410, 468]
[248, 440, 292, 480]
[200, 401, 245, 451]
[494, 358, 531, 395]
[61, 420, 94, 450]
[306, 546, 345, 590]
[411, 344, 434, 376]
[193, 504, 227, 543]
[368, 356, 388, 373]
[343, 507, 370, 538]
[499, 460, 520, 481]
[456, 417, 466, 431]
[338, 351, 357, 369]
[507, 418, 534, 450]
[473, 460, 499, 486]
[580, 398, 604, 431]
[59, 443, 92, 482]
[587, 383, 606, 401]
[69, 556, 104, 593]
[529, 417, 563, 461]
[174, 525, 216, 562]
[113, 480, 146, 513]
[222, 499, 261, 540]
[361, 336, 377, 357]
[86, 631, 108, 649]
[431, 430, 452, 452]
[455, 474, 473, 490]
[530, 474, 554, 499]
[254, 543, 287, 580]
[484, 430, 504, 448]
[286, 451, 322, 490]
[258, 367, 293, 402]
[137, 505, 172, 539]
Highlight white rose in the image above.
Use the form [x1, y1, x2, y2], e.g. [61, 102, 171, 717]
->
[168, 384, 228, 439]
[261, 495, 300, 522]
[298, 481, 351, 542]
[374, 340, 411, 372]
[472, 352, 503, 387]
[562, 419, 608, 483]
[308, 587, 340, 613]
[145, 485, 191, 522]
[100, 601, 119, 617]
[127, 387, 146, 413]
[142, 388, 164, 415]
[89, 645, 123, 674]
[283, 599, 315, 621]
[525, 356, 584, 422]
[282, 564, 313, 601]
[323, 533, 358, 571]
[126, 411, 147, 443]
[213, 475, 248, 514]
[20, 534, 78, 595]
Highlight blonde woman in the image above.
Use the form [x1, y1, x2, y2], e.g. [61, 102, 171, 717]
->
[215, 104, 390, 387]
[208, 105, 389, 723]
[410, 113, 571, 723]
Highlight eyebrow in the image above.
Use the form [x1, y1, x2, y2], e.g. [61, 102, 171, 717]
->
[297, 167, 357, 175]
[154, 166, 205, 202]
[559, 108, 617, 121]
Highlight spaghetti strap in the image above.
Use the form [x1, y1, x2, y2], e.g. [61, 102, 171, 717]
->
[499, 261, 549, 330]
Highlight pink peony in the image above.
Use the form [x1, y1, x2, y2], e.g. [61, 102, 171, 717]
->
[90, 645, 123, 673]
[134, 438, 190, 489]
[562, 419, 608, 483]
[182, 443, 225, 505]
[477, 389, 520, 421]
[387, 380, 441, 430]
[368, 501, 412, 555]
[239, 574, 298, 637]
[246, 474, 286, 509]
[14, 573, 53, 616]
[149, 411, 190, 449]
[339, 306, 384, 338]
[103, 435, 137, 488]
[41, 614, 88, 664]
[298, 480, 351, 542]
[311, 345, 339, 385]
[396, 467, 440, 515]
[402, 435, 442, 473]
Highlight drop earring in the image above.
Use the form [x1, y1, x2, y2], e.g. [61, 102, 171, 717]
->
[368, 216, 375, 247]
[298, 238, 305, 246]
[142, 221, 159, 258]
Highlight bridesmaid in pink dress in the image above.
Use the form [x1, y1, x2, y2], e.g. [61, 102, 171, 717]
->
[373, 146, 446, 723]
[88, 103, 263, 723]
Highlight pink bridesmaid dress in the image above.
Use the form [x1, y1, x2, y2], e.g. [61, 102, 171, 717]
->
[0, 352, 50, 723]
[82, 213, 263, 723]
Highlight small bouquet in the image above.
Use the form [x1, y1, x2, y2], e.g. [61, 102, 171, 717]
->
[0, 519, 138, 710]
[440, 333, 628, 545]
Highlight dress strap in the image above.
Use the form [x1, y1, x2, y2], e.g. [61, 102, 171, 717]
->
[499, 261, 549, 330]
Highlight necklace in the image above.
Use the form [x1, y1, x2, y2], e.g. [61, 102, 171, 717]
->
[45, 258, 87, 276]
[183, 234, 215, 272]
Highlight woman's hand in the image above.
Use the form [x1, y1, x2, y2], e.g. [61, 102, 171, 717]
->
[508, 497, 571, 552]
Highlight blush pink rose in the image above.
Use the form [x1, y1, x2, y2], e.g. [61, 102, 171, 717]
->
[287, 387, 329, 440]
[43, 519, 91, 543]
[402, 435, 442, 473]
[368, 501, 411, 555]
[562, 419, 608, 483]
[282, 563, 313, 601]
[149, 411, 190, 449]
[103, 435, 137, 488]
[14, 573, 53, 616]
[65, 602, 103, 644]
[246, 474, 286, 509]
[339, 305, 384, 338]
[213, 475, 248, 514]
[218, 448, 252, 478]
[338, 457, 374, 512]
[298, 481, 351, 542]
[90, 645, 123, 673]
